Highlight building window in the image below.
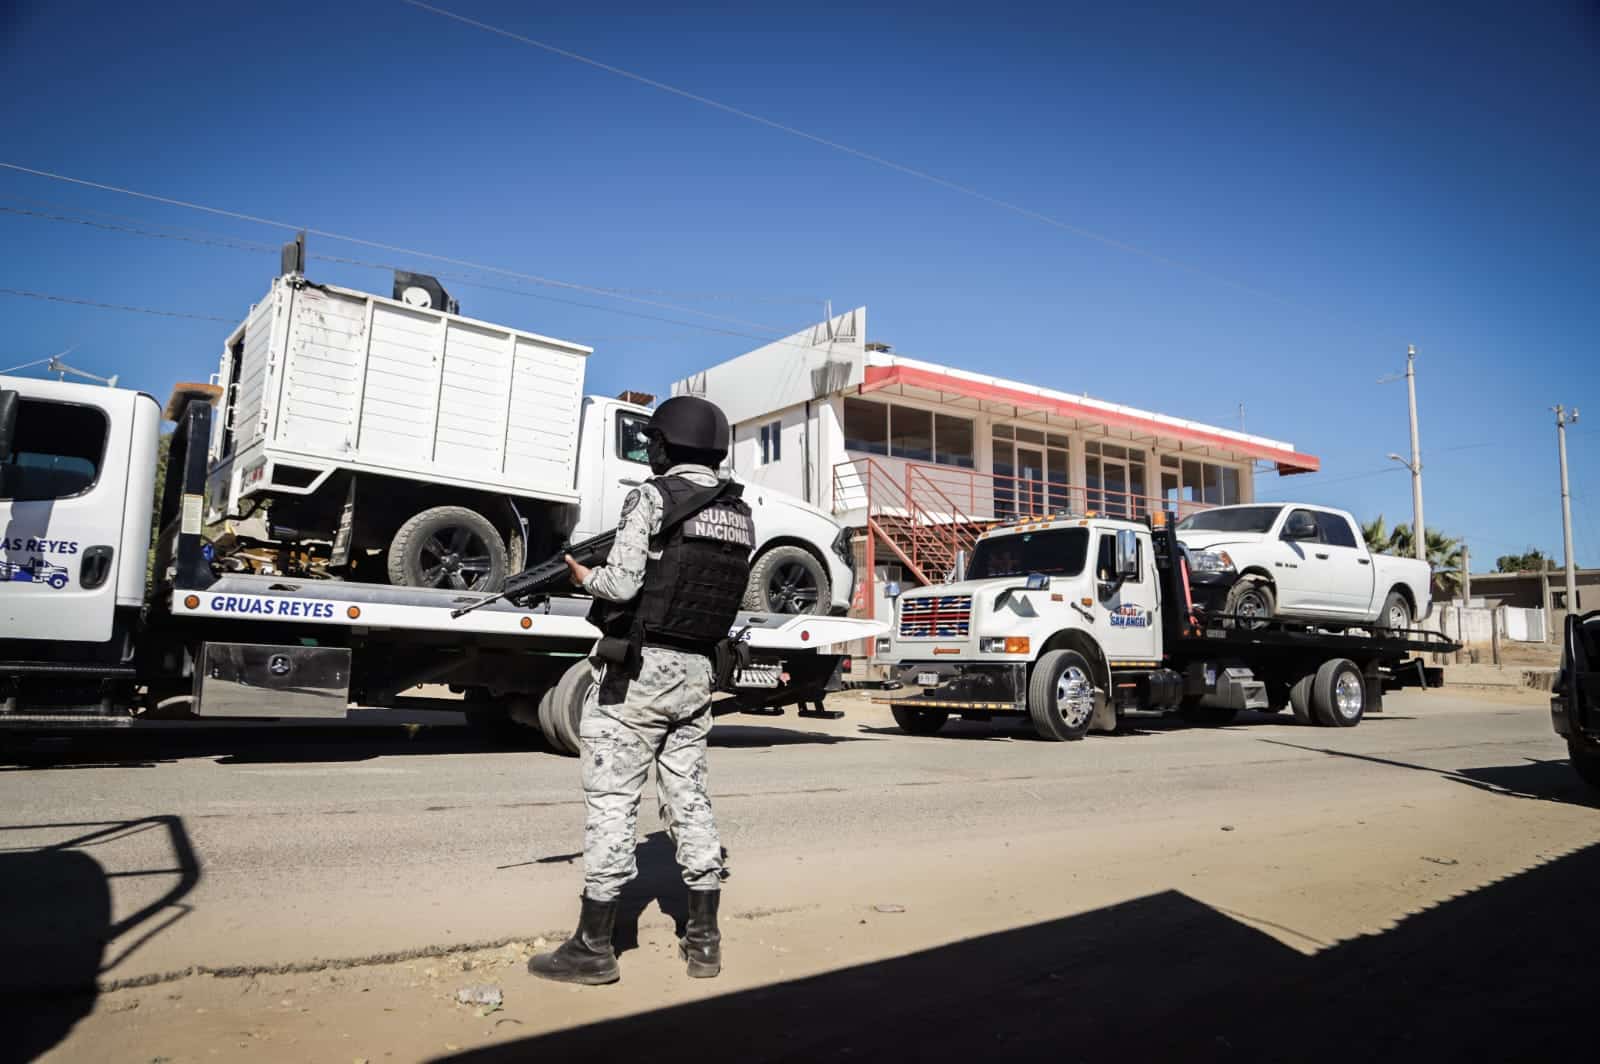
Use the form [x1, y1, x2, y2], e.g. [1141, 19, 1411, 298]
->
[1160, 454, 1242, 514]
[1085, 440, 1148, 518]
[843, 398, 888, 456]
[844, 400, 975, 468]
[933, 413, 975, 468]
[992, 426, 1070, 519]
[758, 420, 782, 466]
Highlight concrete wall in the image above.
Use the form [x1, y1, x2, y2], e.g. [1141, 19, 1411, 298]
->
[673, 307, 866, 427]
[1430, 604, 1548, 645]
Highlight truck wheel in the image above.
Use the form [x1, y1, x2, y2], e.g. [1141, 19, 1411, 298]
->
[1026, 649, 1098, 742]
[536, 687, 565, 753]
[1289, 674, 1316, 725]
[546, 659, 594, 756]
[743, 545, 831, 616]
[891, 705, 950, 736]
[1570, 735, 1600, 790]
[1223, 577, 1274, 629]
[1378, 590, 1412, 634]
[1311, 658, 1365, 727]
[388, 506, 509, 592]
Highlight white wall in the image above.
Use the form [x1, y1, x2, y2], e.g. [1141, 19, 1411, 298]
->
[673, 307, 867, 426]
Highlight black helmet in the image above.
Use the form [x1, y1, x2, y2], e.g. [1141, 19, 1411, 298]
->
[648, 396, 730, 461]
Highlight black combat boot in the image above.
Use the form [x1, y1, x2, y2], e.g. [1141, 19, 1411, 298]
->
[680, 888, 722, 978]
[528, 895, 620, 985]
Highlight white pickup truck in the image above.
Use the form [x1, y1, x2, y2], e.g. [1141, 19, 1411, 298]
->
[1177, 503, 1431, 632]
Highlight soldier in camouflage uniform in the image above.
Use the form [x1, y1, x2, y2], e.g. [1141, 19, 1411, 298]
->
[529, 396, 752, 986]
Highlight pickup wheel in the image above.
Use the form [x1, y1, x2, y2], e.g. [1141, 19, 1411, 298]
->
[545, 659, 594, 757]
[890, 706, 950, 736]
[1026, 649, 1098, 742]
[1223, 577, 1275, 629]
[1570, 735, 1600, 791]
[388, 506, 509, 593]
[1379, 590, 1412, 635]
[743, 545, 831, 616]
[1311, 658, 1365, 727]
[1289, 673, 1316, 725]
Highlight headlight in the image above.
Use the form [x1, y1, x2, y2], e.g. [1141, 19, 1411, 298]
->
[876, 636, 891, 654]
[979, 636, 1031, 654]
[1189, 550, 1235, 574]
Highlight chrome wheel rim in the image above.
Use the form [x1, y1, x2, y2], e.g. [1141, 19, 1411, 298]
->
[1055, 665, 1095, 728]
[1334, 671, 1363, 720]
[1387, 603, 1408, 630]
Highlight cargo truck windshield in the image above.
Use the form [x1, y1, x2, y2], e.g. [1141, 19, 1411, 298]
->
[1177, 506, 1283, 534]
[966, 528, 1089, 579]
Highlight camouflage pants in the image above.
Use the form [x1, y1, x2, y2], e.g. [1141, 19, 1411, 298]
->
[580, 646, 722, 902]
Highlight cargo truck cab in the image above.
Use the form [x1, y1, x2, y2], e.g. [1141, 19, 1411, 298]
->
[0, 376, 161, 655]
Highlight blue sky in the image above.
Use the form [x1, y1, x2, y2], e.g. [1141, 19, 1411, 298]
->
[2, 0, 1596, 567]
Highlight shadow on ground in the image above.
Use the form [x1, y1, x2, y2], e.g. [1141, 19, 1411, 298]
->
[442, 837, 1600, 1063]
[0, 815, 200, 1063]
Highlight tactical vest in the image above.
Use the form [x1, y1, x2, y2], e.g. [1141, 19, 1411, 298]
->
[597, 475, 755, 653]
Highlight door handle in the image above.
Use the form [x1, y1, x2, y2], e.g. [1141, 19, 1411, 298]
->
[1358, 558, 1371, 565]
[81, 545, 115, 590]
[619, 478, 642, 487]
[1315, 552, 1330, 560]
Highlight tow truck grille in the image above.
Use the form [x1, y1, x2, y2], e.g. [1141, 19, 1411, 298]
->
[898, 595, 972, 639]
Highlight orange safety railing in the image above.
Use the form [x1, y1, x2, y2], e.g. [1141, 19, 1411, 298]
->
[834, 457, 1216, 621]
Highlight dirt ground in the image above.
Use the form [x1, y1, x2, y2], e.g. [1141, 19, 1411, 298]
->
[12, 689, 1598, 1063]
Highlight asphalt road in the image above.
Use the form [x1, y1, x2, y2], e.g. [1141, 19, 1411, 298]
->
[4, 686, 1594, 994]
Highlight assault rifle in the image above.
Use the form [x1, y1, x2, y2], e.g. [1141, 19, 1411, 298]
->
[448, 528, 613, 619]
[448, 478, 742, 620]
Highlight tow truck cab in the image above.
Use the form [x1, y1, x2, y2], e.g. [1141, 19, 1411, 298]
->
[0, 376, 161, 658]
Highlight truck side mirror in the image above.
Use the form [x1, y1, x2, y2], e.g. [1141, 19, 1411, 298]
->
[0, 389, 17, 464]
[1282, 512, 1317, 540]
[1115, 528, 1139, 579]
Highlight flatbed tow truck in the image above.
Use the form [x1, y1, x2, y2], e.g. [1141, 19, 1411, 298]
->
[0, 381, 885, 754]
[876, 511, 1458, 740]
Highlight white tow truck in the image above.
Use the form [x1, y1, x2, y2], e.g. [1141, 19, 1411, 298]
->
[876, 512, 1455, 741]
[0, 376, 885, 752]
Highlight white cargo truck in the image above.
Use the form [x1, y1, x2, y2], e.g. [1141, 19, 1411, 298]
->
[0, 376, 885, 751]
[207, 264, 854, 615]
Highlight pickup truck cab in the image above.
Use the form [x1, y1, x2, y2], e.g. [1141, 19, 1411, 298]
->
[1177, 503, 1430, 631]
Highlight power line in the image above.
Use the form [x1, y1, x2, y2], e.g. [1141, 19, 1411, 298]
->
[0, 204, 282, 254]
[0, 163, 816, 324]
[395, 0, 1316, 311]
[0, 288, 232, 322]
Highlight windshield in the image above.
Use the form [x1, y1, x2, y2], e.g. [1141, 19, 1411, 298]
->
[966, 528, 1089, 580]
[1177, 505, 1283, 535]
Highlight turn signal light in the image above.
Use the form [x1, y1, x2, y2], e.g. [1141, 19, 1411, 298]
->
[346, 606, 361, 620]
[1005, 637, 1030, 655]
[520, 616, 533, 630]
[183, 594, 199, 610]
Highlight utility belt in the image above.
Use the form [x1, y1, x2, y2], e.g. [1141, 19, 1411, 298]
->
[592, 627, 751, 691]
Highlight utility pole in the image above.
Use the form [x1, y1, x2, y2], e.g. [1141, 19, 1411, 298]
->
[1381, 345, 1425, 561]
[1555, 404, 1580, 622]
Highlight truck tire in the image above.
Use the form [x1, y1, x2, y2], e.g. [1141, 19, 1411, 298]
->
[1223, 577, 1274, 629]
[388, 506, 509, 592]
[891, 705, 950, 736]
[1026, 649, 1098, 742]
[1378, 589, 1412, 634]
[546, 659, 594, 756]
[1289, 673, 1316, 725]
[743, 545, 831, 616]
[536, 686, 565, 753]
[1311, 658, 1365, 727]
[1570, 735, 1600, 791]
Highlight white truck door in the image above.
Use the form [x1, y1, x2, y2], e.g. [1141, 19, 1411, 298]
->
[1273, 507, 1332, 612]
[1315, 511, 1371, 616]
[0, 385, 131, 643]
[1092, 530, 1160, 662]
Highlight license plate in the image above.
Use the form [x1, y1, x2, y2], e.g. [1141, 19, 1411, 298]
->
[917, 672, 941, 687]
[735, 666, 780, 689]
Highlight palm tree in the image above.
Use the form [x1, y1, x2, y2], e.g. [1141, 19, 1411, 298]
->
[1361, 515, 1391, 555]
[1386, 523, 1464, 595]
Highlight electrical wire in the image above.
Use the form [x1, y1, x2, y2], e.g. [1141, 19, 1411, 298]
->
[395, 0, 1320, 312]
[0, 288, 232, 322]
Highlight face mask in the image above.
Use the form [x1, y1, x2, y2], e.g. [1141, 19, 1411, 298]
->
[646, 435, 674, 475]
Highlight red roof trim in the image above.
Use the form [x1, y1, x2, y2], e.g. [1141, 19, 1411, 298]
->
[861, 365, 1321, 474]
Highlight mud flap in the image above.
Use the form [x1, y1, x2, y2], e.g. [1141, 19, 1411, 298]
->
[1090, 687, 1118, 733]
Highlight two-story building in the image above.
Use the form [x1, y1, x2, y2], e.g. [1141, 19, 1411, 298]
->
[674, 306, 1321, 623]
